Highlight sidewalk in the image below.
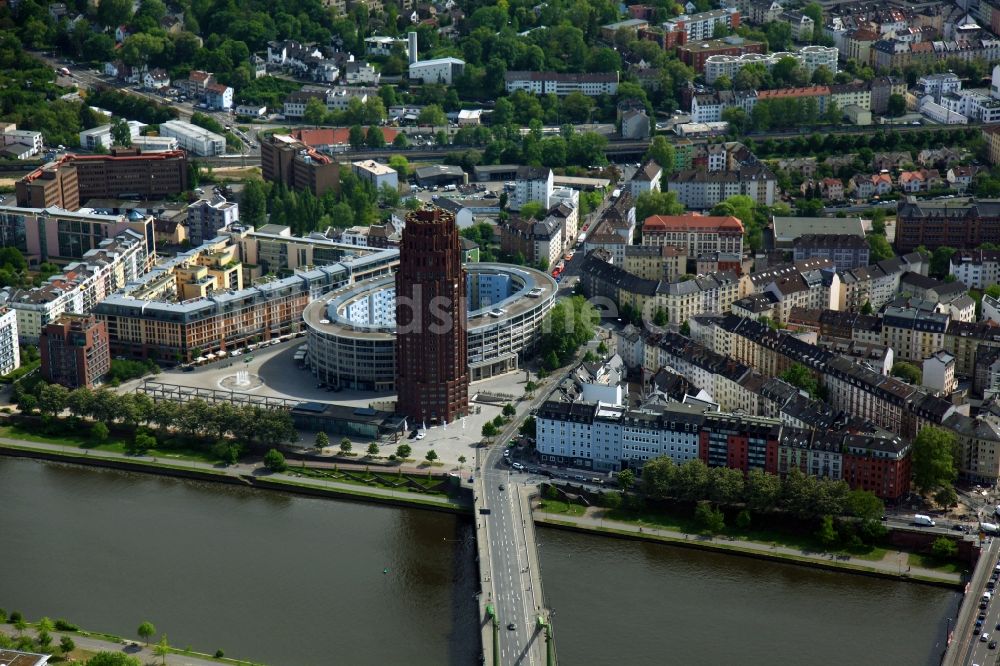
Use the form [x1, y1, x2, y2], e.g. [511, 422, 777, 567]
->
[534, 505, 964, 586]
[0, 436, 468, 511]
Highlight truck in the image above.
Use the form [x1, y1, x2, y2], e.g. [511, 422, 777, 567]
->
[982, 522, 1000, 535]
[913, 514, 936, 527]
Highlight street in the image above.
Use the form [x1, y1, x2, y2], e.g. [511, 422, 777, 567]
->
[953, 538, 1000, 666]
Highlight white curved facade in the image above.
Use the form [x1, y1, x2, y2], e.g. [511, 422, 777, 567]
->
[704, 45, 838, 84]
[304, 264, 558, 391]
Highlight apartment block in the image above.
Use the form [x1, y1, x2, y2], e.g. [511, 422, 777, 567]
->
[0, 307, 19, 376]
[641, 213, 744, 256]
[7, 228, 152, 342]
[261, 134, 341, 197]
[39, 313, 110, 388]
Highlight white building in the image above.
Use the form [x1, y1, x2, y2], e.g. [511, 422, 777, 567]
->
[704, 46, 837, 84]
[130, 135, 179, 152]
[3, 128, 43, 156]
[409, 57, 465, 85]
[950, 250, 1000, 290]
[504, 71, 619, 96]
[628, 160, 663, 199]
[344, 57, 380, 85]
[205, 83, 234, 111]
[235, 104, 267, 118]
[0, 307, 20, 376]
[512, 166, 554, 211]
[536, 400, 710, 472]
[922, 350, 957, 394]
[663, 8, 740, 42]
[78, 121, 143, 151]
[351, 160, 399, 191]
[159, 120, 226, 156]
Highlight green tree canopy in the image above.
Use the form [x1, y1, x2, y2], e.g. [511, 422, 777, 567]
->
[911, 426, 957, 493]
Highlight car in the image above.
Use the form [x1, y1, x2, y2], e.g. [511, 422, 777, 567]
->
[408, 431, 418, 439]
[512, 462, 525, 471]
[982, 601, 990, 610]
[507, 623, 516, 631]
[982, 633, 991, 642]
[574, 475, 586, 481]
[416, 432, 426, 440]
[498, 484, 505, 491]
[991, 641, 998, 650]
[977, 619, 985, 627]
[976, 626, 983, 635]
[953, 524, 966, 531]
[989, 582, 996, 590]
[980, 612, 988, 620]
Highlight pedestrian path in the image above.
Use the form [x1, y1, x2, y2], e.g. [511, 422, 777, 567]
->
[0, 436, 467, 511]
[534, 505, 963, 585]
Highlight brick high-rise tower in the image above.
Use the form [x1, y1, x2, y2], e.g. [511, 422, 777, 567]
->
[395, 208, 468, 423]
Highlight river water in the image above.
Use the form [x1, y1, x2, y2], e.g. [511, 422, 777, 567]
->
[1, 458, 960, 665]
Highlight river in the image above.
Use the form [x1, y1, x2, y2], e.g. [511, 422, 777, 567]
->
[1, 458, 960, 665]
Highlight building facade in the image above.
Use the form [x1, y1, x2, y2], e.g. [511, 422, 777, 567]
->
[39, 314, 110, 388]
[395, 208, 469, 423]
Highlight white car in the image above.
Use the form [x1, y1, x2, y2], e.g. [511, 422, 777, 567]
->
[416, 432, 426, 440]
[982, 633, 990, 642]
[512, 462, 525, 471]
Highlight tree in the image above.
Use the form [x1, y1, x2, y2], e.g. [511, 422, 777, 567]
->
[418, 104, 447, 127]
[60, 635, 75, 655]
[868, 234, 894, 262]
[396, 443, 412, 459]
[934, 485, 958, 508]
[388, 154, 410, 177]
[13, 617, 26, 636]
[635, 190, 684, 222]
[240, 180, 267, 228]
[617, 468, 635, 493]
[263, 449, 287, 472]
[137, 621, 156, 646]
[154, 634, 169, 665]
[911, 426, 957, 493]
[520, 201, 546, 220]
[366, 125, 385, 148]
[38, 629, 52, 650]
[930, 246, 957, 278]
[458, 455, 467, 467]
[425, 449, 438, 462]
[315, 431, 329, 450]
[735, 509, 752, 529]
[85, 653, 141, 666]
[303, 98, 327, 126]
[111, 118, 132, 148]
[695, 501, 725, 533]
[931, 536, 958, 560]
[367, 442, 380, 456]
[780, 363, 819, 398]
[887, 94, 906, 117]
[339, 438, 352, 454]
[746, 468, 782, 512]
[91, 422, 110, 442]
[891, 361, 922, 385]
[348, 125, 366, 149]
[845, 489, 884, 521]
[644, 136, 675, 174]
[481, 422, 498, 439]
[492, 415, 505, 428]
[502, 403, 516, 418]
[861, 301, 874, 315]
[816, 515, 838, 547]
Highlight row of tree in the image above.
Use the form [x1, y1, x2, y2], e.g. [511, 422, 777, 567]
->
[538, 296, 598, 371]
[635, 458, 885, 522]
[15, 382, 297, 450]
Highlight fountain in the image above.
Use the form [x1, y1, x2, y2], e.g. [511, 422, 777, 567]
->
[235, 369, 250, 387]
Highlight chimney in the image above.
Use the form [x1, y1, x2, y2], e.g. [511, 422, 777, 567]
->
[408, 31, 418, 65]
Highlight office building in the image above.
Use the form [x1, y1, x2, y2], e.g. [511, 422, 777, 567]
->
[642, 213, 744, 256]
[504, 71, 620, 96]
[395, 208, 468, 423]
[187, 196, 240, 246]
[15, 149, 188, 210]
[351, 160, 398, 191]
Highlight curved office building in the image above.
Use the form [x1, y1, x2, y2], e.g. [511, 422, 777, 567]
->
[304, 263, 557, 391]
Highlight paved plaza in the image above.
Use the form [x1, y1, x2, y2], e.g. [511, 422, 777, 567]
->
[121, 337, 542, 466]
